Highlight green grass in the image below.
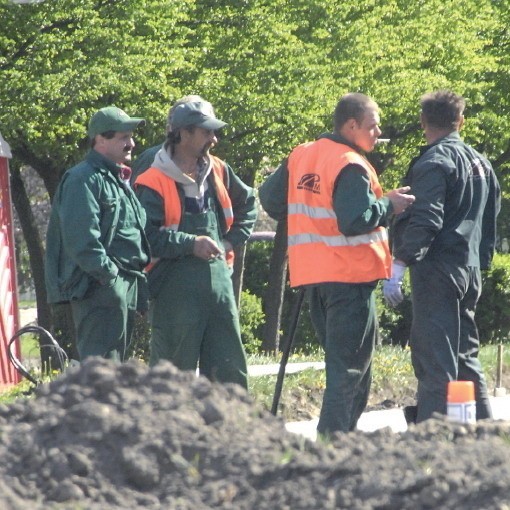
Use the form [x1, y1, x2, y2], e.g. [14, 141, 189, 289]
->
[247, 344, 415, 397]
[18, 300, 36, 309]
[247, 344, 324, 365]
[19, 333, 40, 360]
[371, 344, 415, 401]
[247, 343, 510, 420]
[249, 366, 325, 417]
[247, 344, 417, 419]
[0, 380, 34, 404]
[248, 343, 510, 390]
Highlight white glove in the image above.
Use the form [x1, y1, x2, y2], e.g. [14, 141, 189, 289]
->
[383, 261, 407, 307]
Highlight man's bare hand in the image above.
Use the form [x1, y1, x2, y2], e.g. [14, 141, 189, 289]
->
[385, 186, 415, 215]
[193, 236, 223, 260]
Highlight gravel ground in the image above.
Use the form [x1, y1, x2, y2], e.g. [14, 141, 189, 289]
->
[0, 358, 509, 509]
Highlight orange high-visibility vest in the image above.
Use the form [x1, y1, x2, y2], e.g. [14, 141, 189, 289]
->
[287, 138, 391, 287]
[135, 155, 234, 269]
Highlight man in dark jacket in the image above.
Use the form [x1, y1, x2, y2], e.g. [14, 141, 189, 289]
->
[45, 106, 151, 361]
[384, 90, 500, 422]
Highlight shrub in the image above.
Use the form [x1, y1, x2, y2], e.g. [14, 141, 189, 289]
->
[243, 240, 273, 298]
[376, 274, 412, 347]
[244, 241, 318, 353]
[477, 253, 510, 344]
[239, 289, 265, 354]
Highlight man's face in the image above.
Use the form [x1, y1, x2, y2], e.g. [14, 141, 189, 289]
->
[96, 131, 135, 164]
[351, 107, 382, 152]
[182, 127, 218, 158]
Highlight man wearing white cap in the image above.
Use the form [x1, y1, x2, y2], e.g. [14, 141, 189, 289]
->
[45, 106, 151, 361]
[134, 100, 256, 388]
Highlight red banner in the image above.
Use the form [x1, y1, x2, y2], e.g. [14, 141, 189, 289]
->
[0, 135, 21, 387]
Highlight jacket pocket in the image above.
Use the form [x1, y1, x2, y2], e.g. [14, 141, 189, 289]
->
[100, 197, 120, 249]
[60, 266, 91, 301]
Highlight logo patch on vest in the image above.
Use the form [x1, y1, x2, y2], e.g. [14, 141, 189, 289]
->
[297, 173, 320, 194]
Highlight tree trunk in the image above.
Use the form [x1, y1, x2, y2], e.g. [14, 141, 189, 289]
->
[261, 219, 288, 353]
[10, 165, 58, 369]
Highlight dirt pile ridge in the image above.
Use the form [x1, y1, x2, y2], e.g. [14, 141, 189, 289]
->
[0, 358, 509, 509]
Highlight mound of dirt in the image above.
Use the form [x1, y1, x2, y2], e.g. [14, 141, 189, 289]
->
[0, 358, 509, 509]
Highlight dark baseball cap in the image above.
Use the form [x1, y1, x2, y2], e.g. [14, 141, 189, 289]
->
[171, 101, 227, 130]
[88, 106, 145, 139]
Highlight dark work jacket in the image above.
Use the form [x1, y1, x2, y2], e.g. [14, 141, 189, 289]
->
[391, 132, 500, 270]
[131, 143, 162, 185]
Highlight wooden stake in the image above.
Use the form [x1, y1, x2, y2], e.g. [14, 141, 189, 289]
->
[494, 343, 506, 397]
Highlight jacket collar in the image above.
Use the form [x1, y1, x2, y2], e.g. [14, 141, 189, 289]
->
[86, 149, 123, 177]
[419, 131, 461, 155]
[317, 132, 362, 153]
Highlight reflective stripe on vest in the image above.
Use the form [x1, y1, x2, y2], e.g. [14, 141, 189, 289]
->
[288, 227, 388, 248]
[287, 138, 391, 286]
[134, 155, 234, 269]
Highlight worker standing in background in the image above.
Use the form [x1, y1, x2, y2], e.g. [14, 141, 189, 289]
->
[259, 93, 415, 436]
[384, 90, 500, 423]
[45, 106, 151, 361]
[134, 100, 256, 388]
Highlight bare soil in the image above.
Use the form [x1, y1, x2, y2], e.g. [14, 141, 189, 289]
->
[0, 358, 509, 509]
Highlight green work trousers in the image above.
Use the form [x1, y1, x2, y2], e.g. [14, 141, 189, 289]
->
[149, 209, 247, 389]
[71, 272, 137, 362]
[410, 261, 492, 422]
[308, 282, 377, 435]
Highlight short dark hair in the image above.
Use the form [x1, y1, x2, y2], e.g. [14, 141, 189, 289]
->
[333, 93, 378, 131]
[421, 90, 465, 130]
[90, 130, 116, 148]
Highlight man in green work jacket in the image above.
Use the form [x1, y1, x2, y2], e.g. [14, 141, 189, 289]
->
[45, 106, 151, 361]
[259, 93, 414, 435]
[134, 100, 256, 388]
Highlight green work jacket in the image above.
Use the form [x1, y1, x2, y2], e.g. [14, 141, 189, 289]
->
[45, 150, 150, 303]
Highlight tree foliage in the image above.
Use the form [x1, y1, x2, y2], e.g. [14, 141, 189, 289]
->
[1, 0, 194, 194]
[2, 0, 509, 185]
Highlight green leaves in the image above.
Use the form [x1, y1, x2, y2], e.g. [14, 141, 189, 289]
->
[1, 0, 509, 194]
[1, 0, 193, 184]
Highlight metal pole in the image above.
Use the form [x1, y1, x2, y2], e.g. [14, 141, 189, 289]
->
[270, 288, 305, 416]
